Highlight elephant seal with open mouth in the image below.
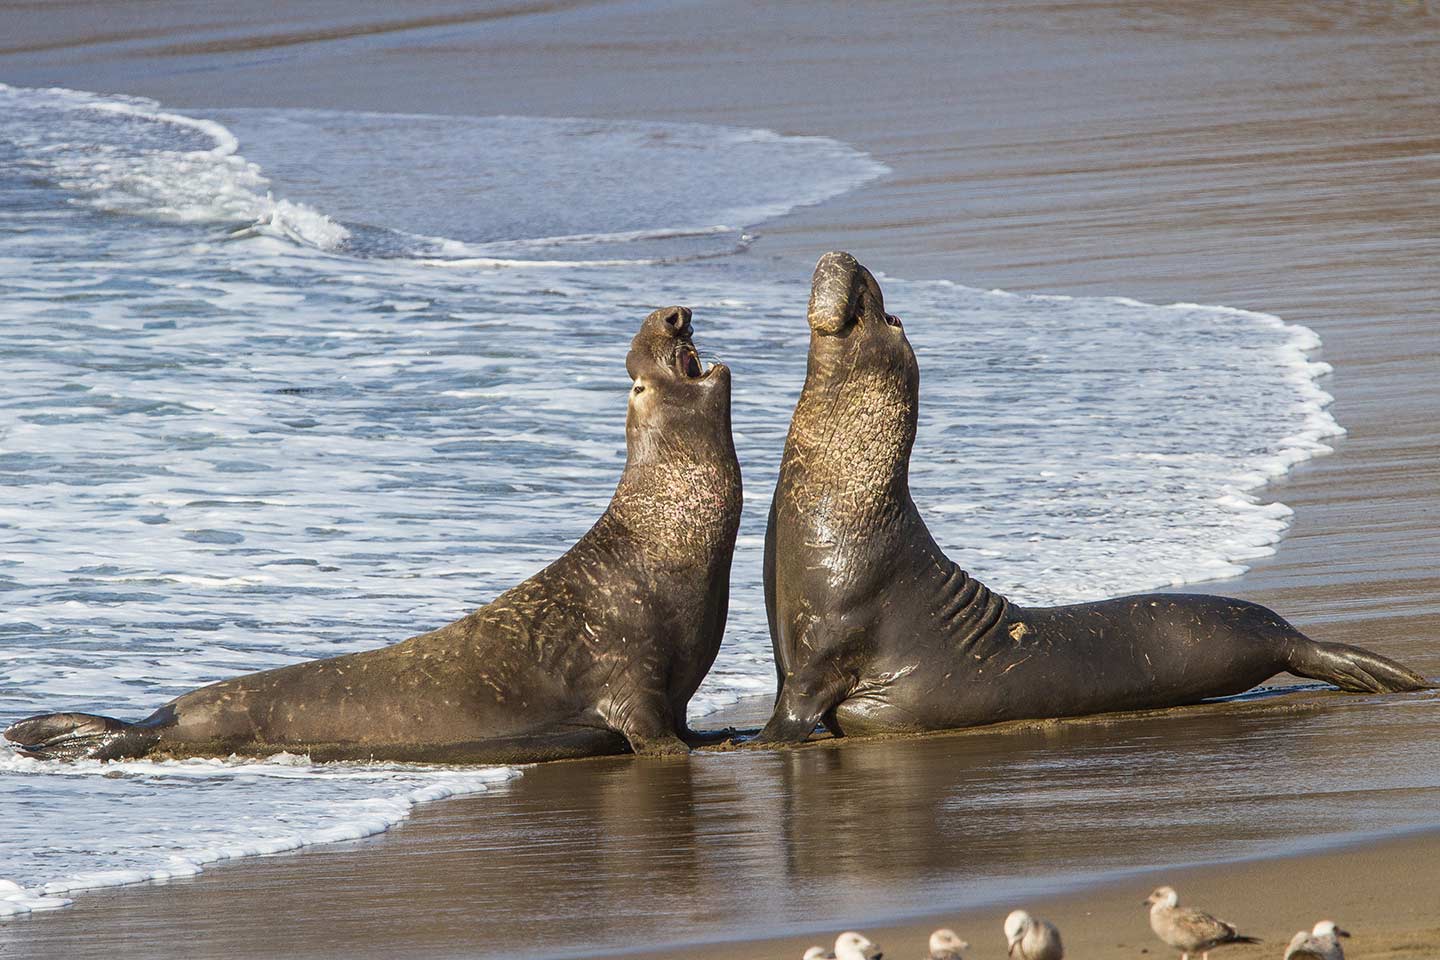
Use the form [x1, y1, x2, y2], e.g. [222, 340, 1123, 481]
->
[757, 251, 1429, 742]
[6, 306, 742, 763]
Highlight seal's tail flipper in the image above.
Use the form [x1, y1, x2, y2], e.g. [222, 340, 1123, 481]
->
[3, 712, 158, 761]
[1288, 641, 1432, 694]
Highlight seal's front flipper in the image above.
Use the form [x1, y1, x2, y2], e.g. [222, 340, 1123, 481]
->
[753, 706, 824, 744]
[1288, 641, 1432, 694]
[3, 712, 161, 761]
[620, 718, 690, 757]
[753, 670, 847, 744]
[602, 700, 692, 757]
[681, 725, 742, 747]
[626, 733, 691, 757]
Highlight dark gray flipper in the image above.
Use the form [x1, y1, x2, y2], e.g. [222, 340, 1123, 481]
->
[1288, 641, 1432, 694]
[4, 711, 163, 761]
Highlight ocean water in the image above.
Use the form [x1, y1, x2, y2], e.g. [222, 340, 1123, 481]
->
[0, 83, 1342, 917]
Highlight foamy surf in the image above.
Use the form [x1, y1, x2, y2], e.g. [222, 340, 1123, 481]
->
[204, 107, 890, 261]
[0, 83, 1342, 916]
[0, 84, 349, 250]
[0, 744, 518, 917]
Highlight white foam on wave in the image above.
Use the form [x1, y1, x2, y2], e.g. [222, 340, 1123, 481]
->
[0, 743, 518, 917]
[944, 286, 1344, 593]
[205, 107, 888, 259]
[0, 84, 349, 250]
[438, 223, 741, 252]
[418, 255, 667, 269]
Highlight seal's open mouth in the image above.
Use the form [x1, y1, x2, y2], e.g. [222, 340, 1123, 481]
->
[675, 343, 706, 380]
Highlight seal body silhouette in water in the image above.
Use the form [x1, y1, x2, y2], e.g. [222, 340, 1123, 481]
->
[757, 251, 1430, 742]
[6, 307, 742, 763]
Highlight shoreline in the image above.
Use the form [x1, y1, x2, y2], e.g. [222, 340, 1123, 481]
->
[606, 824, 1440, 960]
[2, 1, 1438, 957]
[8, 731, 1440, 960]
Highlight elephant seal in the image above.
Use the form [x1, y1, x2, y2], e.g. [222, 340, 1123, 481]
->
[757, 252, 1429, 742]
[6, 306, 742, 763]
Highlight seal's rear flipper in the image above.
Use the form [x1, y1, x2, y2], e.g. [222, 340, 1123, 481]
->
[3, 712, 160, 761]
[1289, 641, 1433, 694]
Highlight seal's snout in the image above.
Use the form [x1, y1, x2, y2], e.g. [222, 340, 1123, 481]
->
[628, 306, 695, 380]
[808, 250, 885, 336]
[808, 251, 860, 335]
[625, 305, 726, 390]
[654, 305, 692, 339]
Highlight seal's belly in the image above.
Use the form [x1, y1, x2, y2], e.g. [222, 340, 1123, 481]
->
[161, 641, 582, 748]
[835, 595, 1293, 733]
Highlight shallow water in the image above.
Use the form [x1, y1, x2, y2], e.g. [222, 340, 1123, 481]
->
[0, 82, 1354, 916]
[7, 687, 1440, 960]
[360, 688, 1440, 960]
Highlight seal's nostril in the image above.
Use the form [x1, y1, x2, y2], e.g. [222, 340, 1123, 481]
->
[649, 305, 693, 342]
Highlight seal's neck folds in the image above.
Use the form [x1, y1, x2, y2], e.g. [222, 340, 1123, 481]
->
[610, 416, 742, 559]
[783, 342, 919, 525]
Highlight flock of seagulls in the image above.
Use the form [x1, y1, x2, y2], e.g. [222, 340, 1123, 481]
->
[800, 886, 1352, 960]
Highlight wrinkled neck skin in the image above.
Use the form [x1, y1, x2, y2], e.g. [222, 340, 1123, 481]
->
[605, 402, 742, 567]
[776, 326, 1006, 645]
[781, 331, 919, 533]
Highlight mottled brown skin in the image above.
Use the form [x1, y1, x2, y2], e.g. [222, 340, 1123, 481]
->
[757, 252, 1430, 743]
[6, 307, 742, 763]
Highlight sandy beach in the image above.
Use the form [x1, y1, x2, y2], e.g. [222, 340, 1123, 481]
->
[2, 1, 1438, 957]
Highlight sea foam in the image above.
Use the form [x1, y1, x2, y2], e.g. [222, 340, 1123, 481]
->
[0, 745, 517, 916]
[0, 84, 349, 249]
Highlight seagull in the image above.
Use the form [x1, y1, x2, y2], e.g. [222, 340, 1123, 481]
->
[1144, 886, 1260, 960]
[1004, 910, 1064, 960]
[1285, 921, 1350, 960]
[928, 928, 969, 959]
[834, 931, 884, 960]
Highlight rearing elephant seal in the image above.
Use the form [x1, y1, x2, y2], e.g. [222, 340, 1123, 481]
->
[758, 252, 1429, 742]
[6, 306, 742, 763]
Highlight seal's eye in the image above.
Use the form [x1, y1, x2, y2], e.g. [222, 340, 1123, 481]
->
[885, 313, 902, 328]
[633, 384, 645, 395]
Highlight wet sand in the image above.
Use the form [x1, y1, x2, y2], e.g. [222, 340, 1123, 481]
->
[8, 693, 1440, 958]
[2, 1, 1439, 957]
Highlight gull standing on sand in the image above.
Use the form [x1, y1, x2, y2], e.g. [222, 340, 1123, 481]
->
[1004, 910, 1064, 960]
[1284, 921, 1350, 960]
[1144, 886, 1260, 960]
[928, 928, 969, 959]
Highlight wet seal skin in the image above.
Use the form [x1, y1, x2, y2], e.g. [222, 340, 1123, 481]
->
[5, 307, 742, 764]
[756, 251, 1431, 743]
